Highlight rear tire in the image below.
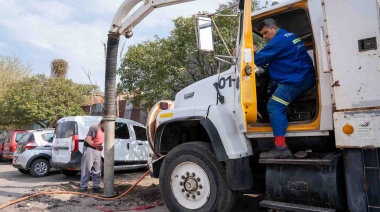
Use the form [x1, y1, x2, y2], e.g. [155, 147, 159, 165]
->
[30, 159, 50, 177]
[18, 168, 30, 174]
[159, 142, 236, 212]
[60, 169, 79, 177]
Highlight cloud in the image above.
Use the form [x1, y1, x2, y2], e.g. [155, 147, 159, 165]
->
[0, 0, 231, 90]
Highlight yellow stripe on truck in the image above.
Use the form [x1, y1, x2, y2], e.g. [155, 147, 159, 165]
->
[160, 113, 173, 118]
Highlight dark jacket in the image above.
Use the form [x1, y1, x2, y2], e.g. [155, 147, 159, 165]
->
[254, 28, 315, 86]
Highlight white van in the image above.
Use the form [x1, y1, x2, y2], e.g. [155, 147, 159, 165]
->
[51, 116, 149, 176]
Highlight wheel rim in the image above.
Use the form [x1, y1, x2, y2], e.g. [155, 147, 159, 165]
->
[170, 162, 211, 210]
[34, 162, 47, 175]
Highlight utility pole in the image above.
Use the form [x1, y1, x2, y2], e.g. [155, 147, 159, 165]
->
[103, 33, 119, 197]
[104, 0, 195, 198]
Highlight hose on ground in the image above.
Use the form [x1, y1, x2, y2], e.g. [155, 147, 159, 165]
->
[0, 170, 150, 211]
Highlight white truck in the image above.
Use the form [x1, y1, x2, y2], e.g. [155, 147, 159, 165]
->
[109, 0, 380, 211]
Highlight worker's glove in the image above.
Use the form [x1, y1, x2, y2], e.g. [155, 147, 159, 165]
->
[255, 66, 265, 74]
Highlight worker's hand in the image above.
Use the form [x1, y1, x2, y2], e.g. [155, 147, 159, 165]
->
[255, 66, 265, 74]
[253, 45, 258, 53]
[94, 143, 103, 151]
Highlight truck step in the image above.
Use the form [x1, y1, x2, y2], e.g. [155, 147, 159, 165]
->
[259, 152, 340, 165]
[259, 200, 336, 212]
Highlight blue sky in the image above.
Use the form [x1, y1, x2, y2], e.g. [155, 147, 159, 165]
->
[0, 0, 281, 91]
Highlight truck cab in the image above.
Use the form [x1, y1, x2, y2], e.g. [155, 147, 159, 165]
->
[104, 0, 380, 210]
[146, 0, 380, 211]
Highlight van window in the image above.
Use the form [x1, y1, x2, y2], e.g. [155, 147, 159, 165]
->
[18, 133, 33, 144]
[42, 133, 54, 142]
[55, 121, 78, 138]
[133, 126, 147, 140]
[15, 133, 26, 142]
[115, 122, 130, 139]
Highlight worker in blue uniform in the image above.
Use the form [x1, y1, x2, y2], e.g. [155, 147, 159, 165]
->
[254, 18, 315, 159]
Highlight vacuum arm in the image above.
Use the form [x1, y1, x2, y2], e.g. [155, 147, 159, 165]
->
[109, 0, 194, 36]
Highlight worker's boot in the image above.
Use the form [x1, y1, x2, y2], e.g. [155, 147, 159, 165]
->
[260, 136, 292, 159]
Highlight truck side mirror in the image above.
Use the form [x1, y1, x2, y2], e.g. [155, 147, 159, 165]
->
[196, 16, 214, 52]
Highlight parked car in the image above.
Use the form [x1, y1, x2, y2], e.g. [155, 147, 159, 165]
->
[12, 129, 55, 177]
[51, 116, 149, 177]
[3, 130, 27, 160]
[0, 138, 9, 162]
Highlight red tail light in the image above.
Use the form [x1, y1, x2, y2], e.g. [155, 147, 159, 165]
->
[71, 135, 79, 152]
[0, 145, 3, 150]
[25, 140, 37, 150]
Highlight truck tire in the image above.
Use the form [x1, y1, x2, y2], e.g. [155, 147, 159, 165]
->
[159, 142, 236, 212]
[18, 168, 30, 174]
[30, 159, 50, 177]
[60, 169, 79, 177]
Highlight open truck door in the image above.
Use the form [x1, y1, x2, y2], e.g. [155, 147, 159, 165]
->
[234, 0, 258, 133]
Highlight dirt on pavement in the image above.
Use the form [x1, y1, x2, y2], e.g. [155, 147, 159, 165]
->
[0, 162, 265, 212]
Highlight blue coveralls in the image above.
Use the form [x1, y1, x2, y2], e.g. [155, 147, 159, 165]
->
[254, 28, 315, 136]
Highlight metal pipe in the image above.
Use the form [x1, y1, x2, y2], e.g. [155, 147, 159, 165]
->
[103, 33, 119, 197]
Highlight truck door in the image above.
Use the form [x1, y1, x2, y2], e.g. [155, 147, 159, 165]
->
[235, 0, 258, 132]
[323, 0, 380, 110]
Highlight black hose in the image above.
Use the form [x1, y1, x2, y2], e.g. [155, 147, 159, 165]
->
[104, 34, 119, 116]
[103, 33, 120, 197]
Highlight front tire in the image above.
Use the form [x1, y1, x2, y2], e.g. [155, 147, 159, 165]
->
[30, 159, 50, 177]
[159, 142, 236, 212]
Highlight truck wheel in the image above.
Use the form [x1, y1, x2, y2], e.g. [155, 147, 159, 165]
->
[159, 142, 235, 212]
[30, 159, 50, 177]
[18, 168, 30, 174]
[60, 169, 79, 177]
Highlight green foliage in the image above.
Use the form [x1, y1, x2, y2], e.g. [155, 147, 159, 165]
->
[117, 0, 260, 108]
[0, 54, 31, 101]
[51, 59, 68, 78]
[0, 75, 91, 128]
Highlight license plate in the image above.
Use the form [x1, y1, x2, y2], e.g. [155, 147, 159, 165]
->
[13, 156, 19, 163]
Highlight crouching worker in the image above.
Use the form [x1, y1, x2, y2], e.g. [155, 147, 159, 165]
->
[254, 18, 315, 159]
[79, 119, 105, 193]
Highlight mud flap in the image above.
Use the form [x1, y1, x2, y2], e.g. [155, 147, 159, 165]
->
[151, 156, 165, 178]
[226, 157, 253, 190]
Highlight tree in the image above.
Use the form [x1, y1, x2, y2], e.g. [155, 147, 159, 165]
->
[117, 0, 261, 108]
[51, 59, 68, 78]
[0, 74, 92, 128]
[0, 54, 31, 101]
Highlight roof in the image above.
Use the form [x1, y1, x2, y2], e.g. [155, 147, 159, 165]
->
[57, 116, 145, 128]
[251, 0, 303, 17]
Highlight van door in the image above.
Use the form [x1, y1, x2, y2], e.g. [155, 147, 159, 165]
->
[52, 121, 78, 163]
[113, 122, 133, 163]
[130, 125, 149, 161]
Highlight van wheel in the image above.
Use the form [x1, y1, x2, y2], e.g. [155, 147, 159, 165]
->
[159, 142, 236, 212]
[30, 159, 50, 177]
[61, 169, 79, 177]
[18, 168, 30, 174]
